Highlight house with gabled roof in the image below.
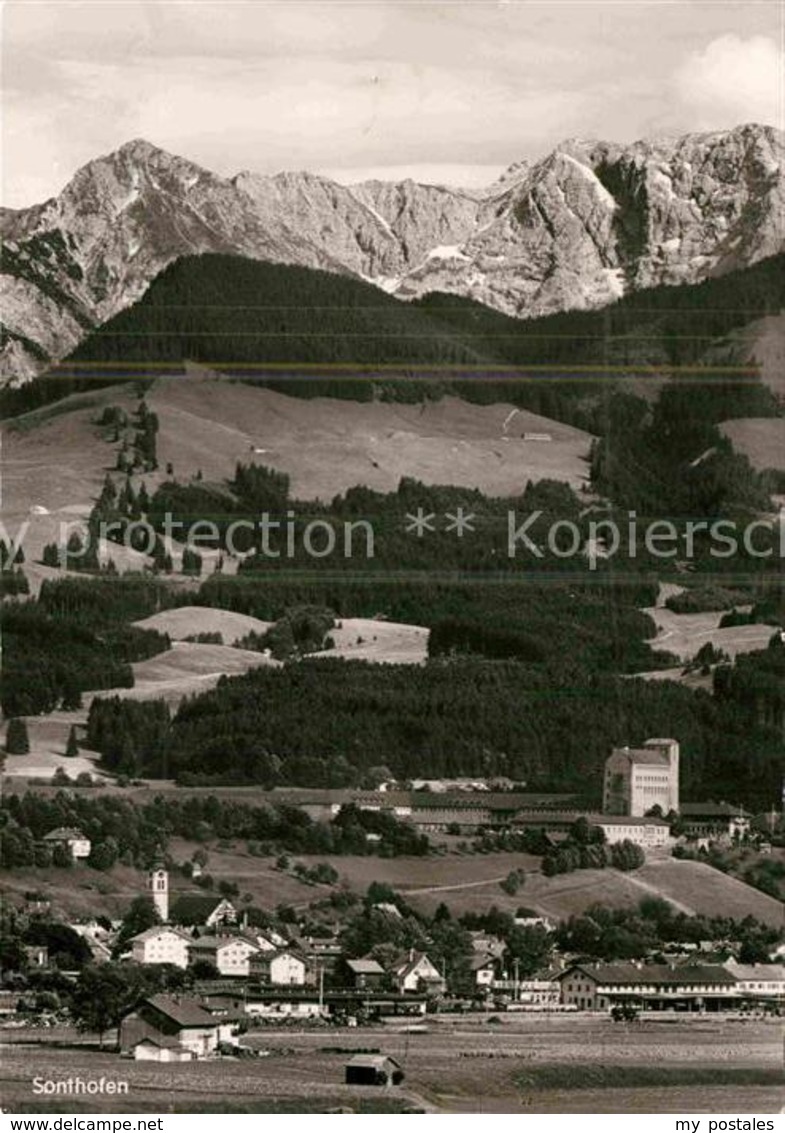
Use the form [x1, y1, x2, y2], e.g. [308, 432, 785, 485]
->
[250, 948, 309, 986]
[130, 925, 191, 969]
[559, 962, 737, 1011]
[188, 935, 260, 977]
[169, 894, 236, 928]
[343, 957, 386, 989]
[388, 950, 445, 995]
[42, 827, 91, 860]
[119, 994, 219, 1058]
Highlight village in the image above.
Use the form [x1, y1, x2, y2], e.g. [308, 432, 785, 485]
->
[1, 738, 783, 1080]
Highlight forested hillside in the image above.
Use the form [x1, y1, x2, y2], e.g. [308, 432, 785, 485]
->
[3, 251, 784, 426]
[82, 641, 784, 808]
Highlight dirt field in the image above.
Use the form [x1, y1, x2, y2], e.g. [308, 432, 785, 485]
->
[1, 1015, 781, 1113]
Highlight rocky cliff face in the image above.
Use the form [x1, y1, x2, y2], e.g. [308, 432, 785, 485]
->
[1, 124, 782, 383]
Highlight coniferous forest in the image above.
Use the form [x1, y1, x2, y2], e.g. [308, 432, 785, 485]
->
[0, 254, 782, 813]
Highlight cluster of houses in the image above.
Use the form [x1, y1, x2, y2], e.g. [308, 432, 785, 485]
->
[112, 950, 785, 1062]
[106, 867, 785, 1062]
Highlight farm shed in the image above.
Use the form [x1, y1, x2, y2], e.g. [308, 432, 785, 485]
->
[345, 1054, 404, 1086]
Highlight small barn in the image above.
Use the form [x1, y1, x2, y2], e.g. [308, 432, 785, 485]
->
[344, 1054, 404, 1087]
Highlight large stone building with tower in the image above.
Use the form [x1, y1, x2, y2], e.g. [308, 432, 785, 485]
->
[602, 738, 680, 817]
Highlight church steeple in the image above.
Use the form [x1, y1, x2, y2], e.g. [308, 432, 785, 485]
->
[148, 860, 169, 923]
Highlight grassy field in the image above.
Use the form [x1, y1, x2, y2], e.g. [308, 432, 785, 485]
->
[2, 1016, 781, 1114]
[146, 369, 594, 500]
[720, 417, 785, 473]
[3, 375, 593, 587]
[133, 606, 272, 645]
[639, 603, 775, 664]
[2, 834, 780, 927]
[2, 641, 274, 781]
[636, 859, 785, 927]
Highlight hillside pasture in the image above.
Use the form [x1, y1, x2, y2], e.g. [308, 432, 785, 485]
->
[88, 640, 275, 706]
[720, 417, 785, 473]
[640, 604, 775, 663]
[636, 859, 784, 928]
[133, 605, 271, 645]
[316, 617, 429, 664]
[147, 371, 595, 500]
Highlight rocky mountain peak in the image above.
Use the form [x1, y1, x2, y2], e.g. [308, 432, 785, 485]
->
[2, 124, 783, 384]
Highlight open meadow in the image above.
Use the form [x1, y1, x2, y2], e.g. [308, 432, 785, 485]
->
[1, 1015, 782, 1114]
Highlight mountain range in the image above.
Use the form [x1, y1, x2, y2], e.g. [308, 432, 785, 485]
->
[1, 123, 782, 384]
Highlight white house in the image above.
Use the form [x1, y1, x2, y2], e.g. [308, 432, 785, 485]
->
[188, 935, 260, 977]
[131, 926, 191, 969]
[250, 949, 308, 986]
[42, 827, 91, 860]
[471, 954, 498, 990]
[120, 995, 218, 1059]
[389, 950, 445, 995]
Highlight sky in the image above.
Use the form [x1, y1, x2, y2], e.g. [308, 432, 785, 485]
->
[2, 0, 783, 208]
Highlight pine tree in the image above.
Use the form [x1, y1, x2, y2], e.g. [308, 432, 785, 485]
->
[182, 547, 202, 576]
[98, 474, 116, 508]
[42, 543, 61, 568]
[65, 725, 80, 757]
[5, 718, 30, 754]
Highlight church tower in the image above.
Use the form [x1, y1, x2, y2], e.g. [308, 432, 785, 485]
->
[148, 862, 169, 923]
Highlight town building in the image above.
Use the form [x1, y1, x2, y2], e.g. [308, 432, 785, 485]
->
[188, 935, 260, 977]
[471, 954, 499, 990]
[515, 969, 562, 1007]
[559, 962, 738, 1011]
[603, 739, 680, 817]
[295, 933, 343, 975]
[119, 994, 219, 1059]
[343, 958, 386, 990]
[250, 949, 308, 986]
[389, 950, 445, 995]
[593, 815, 671, 847]
[42, 827, 91, 860]
[169, 895, 237, 928]
[23, 944, 48, 968]
[679, 803, 751, 841]
[724, 962, 785, 1005]
[130, 926, 191, 969]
